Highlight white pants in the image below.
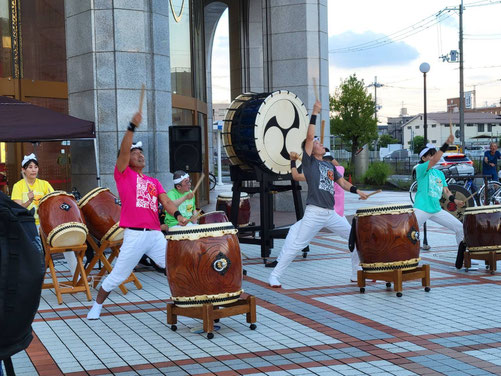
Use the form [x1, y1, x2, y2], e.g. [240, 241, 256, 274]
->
[414, 208, 464, 246]
[271, 205, 360, 279]
[101, 229, 166, 292]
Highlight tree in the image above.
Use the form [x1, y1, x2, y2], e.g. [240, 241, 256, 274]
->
[379, 134, 399, 148]
[330, 75, 378, 170]
[409, 135, 425, 154]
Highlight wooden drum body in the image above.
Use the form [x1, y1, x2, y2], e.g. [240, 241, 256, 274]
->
[78, 187, 123, 243]
[165, 222, 242, 307]
[463, 205, 501, 253]
[38, 191, 88, 247]
[223, 91, 308, 175]
[216, 192, 251, 226]
[197, 211, 229, 225]
[353, 204, 420, 273]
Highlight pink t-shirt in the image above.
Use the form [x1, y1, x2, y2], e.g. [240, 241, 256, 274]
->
[334, 166, 345, 216]
[114, 166, 165, 230]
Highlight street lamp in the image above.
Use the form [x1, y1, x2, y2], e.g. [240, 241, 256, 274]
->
[419, 62, 431, 250]
[419, 62, 430, 144]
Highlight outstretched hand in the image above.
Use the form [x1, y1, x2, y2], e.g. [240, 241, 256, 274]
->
[131, 112, 142, 127]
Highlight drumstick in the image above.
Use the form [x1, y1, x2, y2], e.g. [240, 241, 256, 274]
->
[320, 120, 325, 145]
[138, 84, 145, 113]
[358, 189, 382, 200]
[465, 191, 478, 202]
[449, 119, 453, 136]
[313, 77, 319, 102]
[21, 171, 32, 192]
[191, 173, 205, 194]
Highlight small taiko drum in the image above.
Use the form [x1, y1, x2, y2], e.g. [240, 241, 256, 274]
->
[463, 205, 501, 253]
[78, 187, 123, 243]
[216, 192, 251, 226]
[165, 222, 243, 307]
[351, 204, 420, 273]
[38, 191, 88, 247]
[197, 211, 229, 225]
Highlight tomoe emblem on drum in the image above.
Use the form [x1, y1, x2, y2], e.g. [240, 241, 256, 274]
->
[407, 227, 420, 244]
[263, 105, 300, 160]
[212, 252, 231, 275]
[60, 202, 71, 211]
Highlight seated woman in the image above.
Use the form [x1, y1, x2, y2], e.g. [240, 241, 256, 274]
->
[11, 153, 78, 276]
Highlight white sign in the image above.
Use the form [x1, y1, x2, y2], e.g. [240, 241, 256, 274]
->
[464, 91, 472, 109]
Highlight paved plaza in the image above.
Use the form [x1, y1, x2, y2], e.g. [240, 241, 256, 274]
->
[4, 188, 501, 375]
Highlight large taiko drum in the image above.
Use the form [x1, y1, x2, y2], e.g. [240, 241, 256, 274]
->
[38, 191, 88, 247]
[216, 192, 251, 226]
[223, 91, 308, 175]
[463, 205, 501, 253]
[78, 187, 123, 243]
[165, 222, 243, 307]
[352, 204, 420, 273]
[197, 211, 229, 225]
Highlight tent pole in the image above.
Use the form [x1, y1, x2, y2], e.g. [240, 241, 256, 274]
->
[93, 138, 101, 187]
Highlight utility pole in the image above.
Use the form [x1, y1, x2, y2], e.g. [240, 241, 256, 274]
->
[459, 0, 465, 150]
[368, 76, 383, 122]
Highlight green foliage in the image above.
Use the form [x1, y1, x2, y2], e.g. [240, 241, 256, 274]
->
[363, 161, 392, 186]
[330, 75, 378, 170]
[409, 135, 425, 154]
[338, 160, 353, 177]
[379, 134, 399, 148]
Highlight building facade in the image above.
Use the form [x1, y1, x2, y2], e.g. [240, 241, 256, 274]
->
[0, 0, 329, 204]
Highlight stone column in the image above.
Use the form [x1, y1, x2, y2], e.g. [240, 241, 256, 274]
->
[65, 0, 172, 195]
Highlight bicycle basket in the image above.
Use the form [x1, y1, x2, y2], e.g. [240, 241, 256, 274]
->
[444, 165, 459, 177]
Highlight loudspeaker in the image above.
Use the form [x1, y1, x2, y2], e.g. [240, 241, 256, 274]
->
[169, 126, 202, 173]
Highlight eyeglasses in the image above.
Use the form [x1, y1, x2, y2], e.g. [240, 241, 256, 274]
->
[182, 179, 192, 185]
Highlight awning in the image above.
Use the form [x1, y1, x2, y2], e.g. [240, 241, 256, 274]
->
[0, 96, 95, 142]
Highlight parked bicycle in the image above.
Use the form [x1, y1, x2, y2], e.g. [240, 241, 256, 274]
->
[208, 172, 217, 191]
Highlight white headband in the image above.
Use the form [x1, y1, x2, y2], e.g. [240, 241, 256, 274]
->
[22, 153, 37, 167]
[131, 141, 143, 150]
[419, 143, 436, 158]
[173, 173, 189, 185]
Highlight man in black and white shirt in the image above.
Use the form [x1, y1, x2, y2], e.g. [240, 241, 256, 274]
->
[268, 100, 369, 288]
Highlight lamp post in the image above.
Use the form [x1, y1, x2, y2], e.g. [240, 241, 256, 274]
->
[419, 62, 430, 143]
[419, 62, 431, 250]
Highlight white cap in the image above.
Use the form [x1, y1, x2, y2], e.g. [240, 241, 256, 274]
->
[419, 143, 436, 159]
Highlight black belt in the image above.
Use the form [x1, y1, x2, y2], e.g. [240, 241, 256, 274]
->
[127, 227, 152, 231]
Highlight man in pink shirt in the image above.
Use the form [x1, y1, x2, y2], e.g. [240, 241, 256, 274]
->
[87, 112, 187, 320]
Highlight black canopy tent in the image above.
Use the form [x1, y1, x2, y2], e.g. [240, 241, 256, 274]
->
[0, 96, 101, 185]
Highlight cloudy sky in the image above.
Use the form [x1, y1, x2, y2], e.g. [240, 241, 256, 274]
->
[211, 0, 501, 123]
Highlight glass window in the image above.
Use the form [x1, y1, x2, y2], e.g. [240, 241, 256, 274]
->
[415, 126, 420, 129]
[488, 124, 493, 132]
[20, 0, 67, 81]
[0, 0, 12, 77]
[169, 0, 192, 97]
[172, 108, 194, 126]
[478, 123, 484, 132]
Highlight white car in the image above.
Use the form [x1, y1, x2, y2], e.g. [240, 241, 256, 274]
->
[412, 153, 475, 180]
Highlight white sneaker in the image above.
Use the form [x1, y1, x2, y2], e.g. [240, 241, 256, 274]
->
[86, 302, 103, 320]
[268, 274, 281, 288]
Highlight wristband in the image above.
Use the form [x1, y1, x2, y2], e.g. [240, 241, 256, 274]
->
[173, 210, 181, 219]
[291, 160, 297, 168]
[350, 185, 358, 194]
[127, 122, 136, 132]
[309, 114, 317, 125]
[440, 143, 449, 153]
[449, 195, 455, 203]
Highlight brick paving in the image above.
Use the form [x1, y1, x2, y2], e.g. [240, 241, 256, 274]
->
[3, 188, 501, 375]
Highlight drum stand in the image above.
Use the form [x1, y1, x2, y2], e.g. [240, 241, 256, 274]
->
[167, 295, 257, 339]
[464, 251, 501, 275]
[85, 235, 142, 293]
[228, 165, 309, 263]
[357, 264, 431, 297]
[40, 230, 92, 305]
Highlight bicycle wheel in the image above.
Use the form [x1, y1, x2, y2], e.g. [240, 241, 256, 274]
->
[409, 181, 418, 204]
[209, 172, 217, 191]
[477, 181, 501, 205]
[440, 184, 475, 222]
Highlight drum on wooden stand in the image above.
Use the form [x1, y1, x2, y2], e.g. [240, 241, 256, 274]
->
[197, 211, 229, 225]
[78, 187, 123, 243]
[165, 222, 242, 307]
[216, 192, 250, 226]
[463, 205, 501, 253]
[351, 204, 420, 273]
[38, 191, 88, 247]
[223, 91, 308, 175]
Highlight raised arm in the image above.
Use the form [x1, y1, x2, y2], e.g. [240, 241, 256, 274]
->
[304, 100, 321, 156]
[170, 191, 194, 207]
[289, 152, 305, 181]
[428, 133, 454, 170]
[116, 112, 142, 173]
